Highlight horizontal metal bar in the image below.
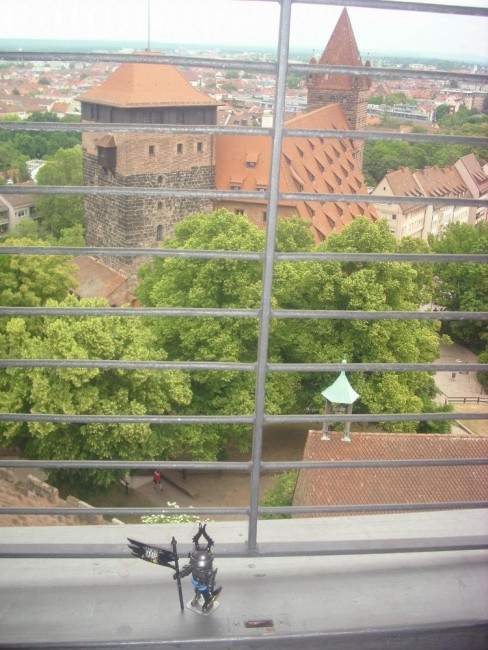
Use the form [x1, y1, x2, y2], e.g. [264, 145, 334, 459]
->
[1, 51, 486, 84]
[1, 501, 486, 519]
[0, 459, 250, 471]
[0, 359, 257, 371]
[0, 307, 260, 318]
[262, 458, 488, 470]
[0, 246, 263, 260]
[0, 247, 486, 264]
[0, 413, 255, 425]
[259, 501, 488, 515]
[267, 362, 488, 372]
[1, 121, 487, 147]
[1, 535, 487, 560]
[1, 359, 486, 373]
[271, 310, 488, 320]
[0, 411, 485, 425]
[0, 506, 249, 517]
[292, 0, 488, 18]
[264, 412, 488, 423]
[279, 192, 488, 209]
[1, 307, 485, 320]
[2, 184, 487, 209]
[284, 129, 488, 147]
[1, 458, 484, 471]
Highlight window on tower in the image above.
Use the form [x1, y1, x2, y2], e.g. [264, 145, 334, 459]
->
[177, 143, 183, 154]
[148, 145, 155, 156]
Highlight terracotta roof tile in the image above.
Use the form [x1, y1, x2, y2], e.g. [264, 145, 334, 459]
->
[293, 431, 488, 516]
[312, 8, 371, 92]
[78, 63, 218, 108]
[214, 104, 376, 241]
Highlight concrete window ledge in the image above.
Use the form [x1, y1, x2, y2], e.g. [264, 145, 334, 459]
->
[0, 510, 487, 649]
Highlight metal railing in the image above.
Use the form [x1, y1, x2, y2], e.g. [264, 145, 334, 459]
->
[0, 0, 487, 556]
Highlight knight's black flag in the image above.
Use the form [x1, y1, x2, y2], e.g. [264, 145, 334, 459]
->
[127, 538, 177, 569]
[127, 537, 184, 610]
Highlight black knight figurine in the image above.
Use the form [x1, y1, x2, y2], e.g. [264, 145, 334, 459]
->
[128, 523, 222, 615]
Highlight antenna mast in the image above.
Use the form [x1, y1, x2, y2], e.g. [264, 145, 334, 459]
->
[147, 0, 151, 51]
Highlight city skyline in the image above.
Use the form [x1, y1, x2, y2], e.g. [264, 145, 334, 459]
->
[1, 0, 488, 63]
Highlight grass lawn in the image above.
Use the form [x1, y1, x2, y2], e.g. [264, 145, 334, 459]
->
[454, 403, 488, 435]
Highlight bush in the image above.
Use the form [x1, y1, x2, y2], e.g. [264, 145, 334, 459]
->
[260, 471, 298, 519]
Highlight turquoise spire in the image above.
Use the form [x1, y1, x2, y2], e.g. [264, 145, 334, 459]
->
[321, 359, 359, 405]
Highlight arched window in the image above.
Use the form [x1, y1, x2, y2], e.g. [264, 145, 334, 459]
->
[156, 225, 163, 241]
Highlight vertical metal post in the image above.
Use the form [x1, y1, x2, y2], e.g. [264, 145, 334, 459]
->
[247, 0, 293, 553]
[321, 400, 330, 440]
[342, 404, 353, 443]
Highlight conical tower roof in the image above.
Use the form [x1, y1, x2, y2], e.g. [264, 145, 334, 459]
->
[78, 62, 218, 108]
[321, 360, 360, 405]
[315, 8, 370, 91]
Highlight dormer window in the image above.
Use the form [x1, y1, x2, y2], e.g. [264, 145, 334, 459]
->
[97, 134, 117, 172]
[246, 151, 259, 168]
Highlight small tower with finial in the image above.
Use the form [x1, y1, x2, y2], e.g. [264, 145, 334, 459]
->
[321, 359, 360, 442]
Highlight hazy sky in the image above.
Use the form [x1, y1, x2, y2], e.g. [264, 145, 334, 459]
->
[1, 0, 487, 60]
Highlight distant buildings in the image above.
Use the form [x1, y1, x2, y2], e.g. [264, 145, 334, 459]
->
[371, 154, 488, 240]
[0, 182, 38, 236]
[77, 8, 375, 277]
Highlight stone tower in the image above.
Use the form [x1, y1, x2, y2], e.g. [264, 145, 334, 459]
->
[78, 60, 218, 277]
[306, 8, 371, 168]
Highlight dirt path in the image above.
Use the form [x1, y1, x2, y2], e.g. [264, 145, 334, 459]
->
[106, 424, 313, 519]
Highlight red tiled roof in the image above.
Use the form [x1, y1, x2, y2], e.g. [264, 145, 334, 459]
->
[293, 430, 488, 516]
[414, 165, 469, 199]
[457, 154, 488, 195]
[78, 62, 218, 108]
[72, 256, 135, 306]
[313, 8, 371, 92]
[214, 104, 376, 241]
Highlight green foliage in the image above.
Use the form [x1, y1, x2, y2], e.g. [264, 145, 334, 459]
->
[0, 113, 81, 177]
[430, 222, 488, 352]
[138, 212, 445, 441]
[0, 297, 192, 491]
[35, 145, 85, 239]
[478, 348, 488, 392]
[260, 471, 298, 519]
[0, 237, 75, 307]
[435, 104, 451, 122]
[364, 107, 488, 185]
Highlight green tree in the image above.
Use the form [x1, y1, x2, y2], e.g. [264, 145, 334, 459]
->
[136, 210, 306, 458]
[138, 212, 446, 438]
[430, 222, 488, 352]
[273, 218, 444, 432]
[435, 104, 451, 122]
[260, 471, 298, 519]
[0, 237, 74, 307]
[0, 297, 192, 492]
[35, 145, 84, 239]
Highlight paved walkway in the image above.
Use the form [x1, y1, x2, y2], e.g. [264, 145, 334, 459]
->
[434, 342, 485, 401]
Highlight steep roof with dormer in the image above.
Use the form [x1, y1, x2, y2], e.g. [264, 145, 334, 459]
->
[312, 8, 371, 91]
[77, 62, 218, 108]
[215, 103, 376, 241]
[413, 165, 470, 199]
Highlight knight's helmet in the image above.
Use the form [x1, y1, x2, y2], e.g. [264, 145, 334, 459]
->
[191, 549, 213, 576]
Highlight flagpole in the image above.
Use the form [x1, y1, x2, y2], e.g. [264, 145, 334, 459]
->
[172, 536, 185, 611]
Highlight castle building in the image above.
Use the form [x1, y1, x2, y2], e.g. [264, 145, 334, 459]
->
[78, 9, 375, 277]
[306, 8, 371, 168]
[78, 62, 218, 275]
